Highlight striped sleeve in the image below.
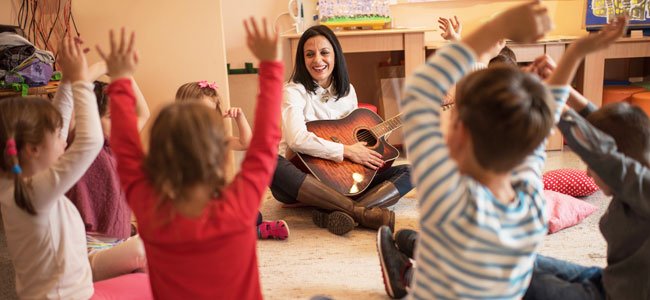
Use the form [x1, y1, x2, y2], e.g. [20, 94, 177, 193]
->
[511, 86, 570, 183]
[401, 43, 476, 224]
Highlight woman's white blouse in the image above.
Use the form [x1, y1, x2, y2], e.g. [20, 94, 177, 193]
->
[278, 82, 358, 162]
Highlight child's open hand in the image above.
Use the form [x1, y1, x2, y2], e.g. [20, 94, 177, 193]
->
[572, 15, 628, 55]
[438, 16, 462, 41]
[494, 0, 552, 43]
[244, 17, 280, 62]
[96, 28, 138, 79]
[223, 107, 244, 119]
[58, 35, 88, 83]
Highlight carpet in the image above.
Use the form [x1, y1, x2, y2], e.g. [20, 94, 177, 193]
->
[257, 190, 610, 300]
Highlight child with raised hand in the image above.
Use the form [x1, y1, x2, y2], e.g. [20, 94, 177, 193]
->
[437, 15, 505, 107]
[524, 16, 646, 300]
[175, 80, 289, 240]
[53, 59, 150, 282]
[378, 1, 561, 299]
[438, 16, 462, 41]
[175, 81, 251, 151]
[101, 17, 283, 299]
[0, 35, 104, 299]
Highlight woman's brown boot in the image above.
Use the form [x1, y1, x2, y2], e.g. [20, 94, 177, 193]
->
[296, 176, 395, 234]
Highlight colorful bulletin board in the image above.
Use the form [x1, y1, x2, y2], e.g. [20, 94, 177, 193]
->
[586, 0, 650, 30]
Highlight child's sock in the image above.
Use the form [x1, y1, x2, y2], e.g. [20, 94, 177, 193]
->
[257, 220, 289, 240]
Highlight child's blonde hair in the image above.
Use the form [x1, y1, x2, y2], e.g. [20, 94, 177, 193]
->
[143, 102, 227, 208]
[175, 82, 222, 114]
[0, 97, 63, 215]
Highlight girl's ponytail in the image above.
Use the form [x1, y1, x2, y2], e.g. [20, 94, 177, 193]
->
[1, 97, 62, 216]
[5, 138, 36, 215]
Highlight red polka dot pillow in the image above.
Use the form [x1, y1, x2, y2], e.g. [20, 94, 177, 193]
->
[543, 169, 600, 197]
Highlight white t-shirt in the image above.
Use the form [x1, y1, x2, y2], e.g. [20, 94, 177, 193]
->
[0, 81, 103, 299]
[279, 81, 357, 162]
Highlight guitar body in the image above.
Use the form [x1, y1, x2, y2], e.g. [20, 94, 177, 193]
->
[287, 108, 400, 197]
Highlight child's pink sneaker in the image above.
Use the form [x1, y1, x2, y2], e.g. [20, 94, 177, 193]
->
[257, 220, 289, 240]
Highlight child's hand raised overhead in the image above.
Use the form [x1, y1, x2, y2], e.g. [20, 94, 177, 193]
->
[223, 107, 244, 119]
[494, 0, 552, 43]
[438, 16, 462, 41]
[572, 15, 628, 54]
[58, 35, 89, 83]
[244, 17, 280, 62]
[548, 15, 628, 86]
[96, 28, 138, 80]
[464, 1, 551, 61]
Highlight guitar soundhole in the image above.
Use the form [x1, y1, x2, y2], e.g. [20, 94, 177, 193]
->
[356, 129, 378, 147]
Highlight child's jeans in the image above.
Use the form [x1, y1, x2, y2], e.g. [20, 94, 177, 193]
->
[523, 255, 605, 300]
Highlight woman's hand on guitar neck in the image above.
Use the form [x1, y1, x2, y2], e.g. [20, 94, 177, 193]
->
[343, 142, 384, 170]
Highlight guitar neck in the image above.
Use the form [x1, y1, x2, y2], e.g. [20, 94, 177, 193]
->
[370, 102, 454, 138]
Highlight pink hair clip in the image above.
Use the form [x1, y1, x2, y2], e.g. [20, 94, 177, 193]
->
[198, 80, 218, 90]
[5, 139, 17, 156]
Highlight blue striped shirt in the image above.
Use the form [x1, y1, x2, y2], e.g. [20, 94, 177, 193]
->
[401, 43, 569, 300]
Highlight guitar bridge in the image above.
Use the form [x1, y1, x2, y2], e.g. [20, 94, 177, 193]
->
[331, 137, 341, 143]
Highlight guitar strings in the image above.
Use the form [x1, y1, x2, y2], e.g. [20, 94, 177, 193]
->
[353, 103, 451, 144]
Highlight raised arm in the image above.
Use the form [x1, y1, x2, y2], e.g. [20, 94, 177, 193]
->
[97, 29, 147, 193]
[401, 42, 476, 223]
[51, 78, 73, 141]
[223, 107, 252, 151]
[131, 77, 150, 131]
[438, 16, 462, 41]
[559, 110, 650, 217]
[548, 16, 627, 86]
[220, 17, 283, 219]
[87, 60, 150, 132]
[511, 87, 569, 182]
[404, 0, 553, 222]
[31, 36, 103, 210]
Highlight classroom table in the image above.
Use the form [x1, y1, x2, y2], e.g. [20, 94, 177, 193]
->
[582, 37, 650, 106]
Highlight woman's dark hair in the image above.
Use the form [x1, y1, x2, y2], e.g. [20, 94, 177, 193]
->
[289, 25, 350, 100]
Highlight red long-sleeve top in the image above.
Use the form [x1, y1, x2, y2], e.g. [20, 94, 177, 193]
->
[108, 61, 283, 300]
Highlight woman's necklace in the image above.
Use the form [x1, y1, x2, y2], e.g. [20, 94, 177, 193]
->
[320, 90, 331, 103]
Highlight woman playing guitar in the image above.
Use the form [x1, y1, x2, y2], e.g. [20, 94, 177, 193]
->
[270, 25, 413, 236]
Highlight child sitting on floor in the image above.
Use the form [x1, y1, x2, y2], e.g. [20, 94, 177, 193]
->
[101, 18, 283, 299]
[175, 81, 288, 240]
[0, 35, 151, 299]
[63, 61, 149, 282]
[377, 3, 627, 299]
[524, 16, 648, 300]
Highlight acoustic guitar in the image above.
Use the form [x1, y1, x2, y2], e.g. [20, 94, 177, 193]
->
[286, 108, 403, 197]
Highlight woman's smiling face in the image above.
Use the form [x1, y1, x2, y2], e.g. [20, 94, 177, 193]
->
[303, 35, 335, 88]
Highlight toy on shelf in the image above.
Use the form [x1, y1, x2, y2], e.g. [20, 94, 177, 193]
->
[318, 0, 391, 30]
